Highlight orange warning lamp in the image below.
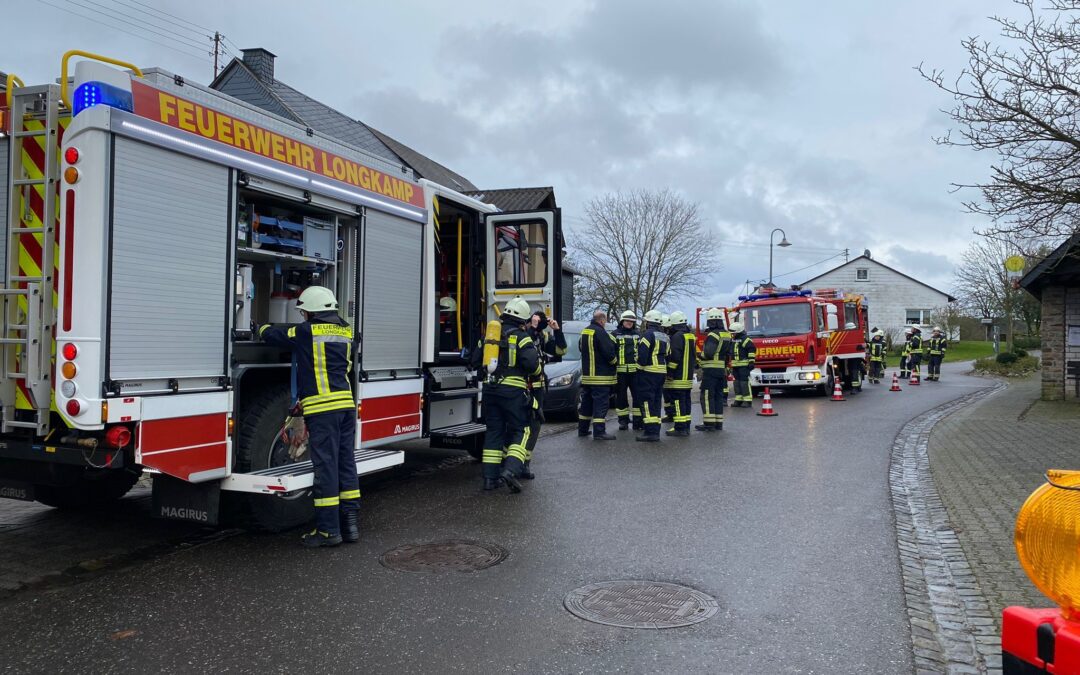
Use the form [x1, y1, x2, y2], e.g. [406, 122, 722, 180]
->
[1015, 470, 1080, 619]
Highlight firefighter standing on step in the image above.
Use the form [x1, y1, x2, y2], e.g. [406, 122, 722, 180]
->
[635, 310, 669, 442]
[259, 286, 359, 549]
[730, 322, 757, 407]
[521, 310, 567, 478]
[613, 311, 640, 431]
[578, 309, 618, 440]
[480, 297, 541, 493]
[899, 327, 913, 380]
[927, 326, 947, 381]
[867, 329, 887, 384]
[664, 311, 696, 436]
[908, 324, 924, 383]
[696, 308, 731, 432]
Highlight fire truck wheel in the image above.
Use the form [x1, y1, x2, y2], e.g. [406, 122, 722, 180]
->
[815, 372, 834, 396]
[223, 384, 314, 532]
[34, 468, 141, 509]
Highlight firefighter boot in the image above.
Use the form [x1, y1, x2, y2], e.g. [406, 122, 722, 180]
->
[519, 461, 535, 480]
[483, 477, 502, 491]
[593, 423, 616, 441]
[665, 428, 690, 437]
[695, 424, 717, 432]
[340, 511, 360, 543]
[500, 468, 523, 493]
[301, 530, 343, 548]
[636, 433, 659, 442]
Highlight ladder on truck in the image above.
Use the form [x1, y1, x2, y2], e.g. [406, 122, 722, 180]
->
[0, 84, 61, 436]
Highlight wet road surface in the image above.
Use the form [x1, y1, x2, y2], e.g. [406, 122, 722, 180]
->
[0, 364, 991, 674]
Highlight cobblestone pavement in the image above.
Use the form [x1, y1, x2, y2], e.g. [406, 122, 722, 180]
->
[929, 373, 1080, 625]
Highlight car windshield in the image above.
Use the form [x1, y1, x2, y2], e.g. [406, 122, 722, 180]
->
[744, 303, 812, 337]
[561, 330, 582, 360]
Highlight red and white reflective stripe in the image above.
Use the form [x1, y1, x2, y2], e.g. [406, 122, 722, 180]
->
[62, 189, 75, 331]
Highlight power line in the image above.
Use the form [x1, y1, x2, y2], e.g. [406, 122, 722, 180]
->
[39, 0, 211, 62]
[106, 0, 214, 42]
[62, 0, 212, 53]
[755, 252, 848, 284]
[125, 0, 217, 34]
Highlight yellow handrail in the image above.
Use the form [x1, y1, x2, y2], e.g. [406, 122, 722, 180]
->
[5, 74, 24, 108]
[60, 50, 144, 110]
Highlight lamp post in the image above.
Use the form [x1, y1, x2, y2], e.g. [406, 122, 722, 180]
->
[769, 228, 791, 287]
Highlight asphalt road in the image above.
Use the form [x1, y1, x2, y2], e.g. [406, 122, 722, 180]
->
[0, 363, 991, 674]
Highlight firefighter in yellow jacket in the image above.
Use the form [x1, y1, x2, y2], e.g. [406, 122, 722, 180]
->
[664, 311, 696, 436]
[697, 308, 732, 431]
[730, 322, 757, 407]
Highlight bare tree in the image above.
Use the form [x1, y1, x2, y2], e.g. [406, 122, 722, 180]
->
[930, 304, 964, 340]
[952, 236, 1043, 345]
[919, 0, 1080, 243]
[571, 189, 716, 316]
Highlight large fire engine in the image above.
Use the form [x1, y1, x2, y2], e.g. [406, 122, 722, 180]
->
[0, 52, 561, 528]
[731, 288, 869, 394]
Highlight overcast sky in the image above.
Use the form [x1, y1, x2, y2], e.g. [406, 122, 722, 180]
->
[13, 0, 1016, 309]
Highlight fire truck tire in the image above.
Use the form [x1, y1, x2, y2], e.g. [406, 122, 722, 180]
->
[815, 372, 834, 396]
[223, 384, 314, 532]
[34, 468, 141, 509]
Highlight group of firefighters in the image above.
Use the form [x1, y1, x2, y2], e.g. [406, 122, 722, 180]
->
[263, 283, 952, 545]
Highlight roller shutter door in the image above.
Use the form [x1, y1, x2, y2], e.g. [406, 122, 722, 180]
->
[0, 137, 8, 280]
[361, 209, 422, 378]
[108, 137, 229, 382]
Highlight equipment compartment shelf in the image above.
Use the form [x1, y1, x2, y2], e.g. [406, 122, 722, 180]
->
[237, 247, 335, 266]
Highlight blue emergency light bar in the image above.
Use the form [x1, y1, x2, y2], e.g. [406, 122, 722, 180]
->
[72, 81, 133, 116]
[739, 289, 815, 302]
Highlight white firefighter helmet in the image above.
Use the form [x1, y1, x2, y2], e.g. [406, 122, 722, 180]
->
[730, 321, 745, 333]
[932, 326, 942, 333]
[296, 286, 338, 312]
[706, 307, 725, 321]
[669, 310, 688, 325]
[439, 296, 456, 313]
[503, 297, 531, 321]
[904, 327, 913, 336]
[660, 314, 672, 328]
[620, 310, 638, 323]
[644, 310, 663, 324]
[911, 323, 922, 333]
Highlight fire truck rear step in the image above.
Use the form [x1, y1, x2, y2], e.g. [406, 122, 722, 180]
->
[432, 422, 487, 437]
[220, 448, 404, 495]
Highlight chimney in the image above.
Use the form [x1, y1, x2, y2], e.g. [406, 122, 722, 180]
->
[241, 48, 277, 82]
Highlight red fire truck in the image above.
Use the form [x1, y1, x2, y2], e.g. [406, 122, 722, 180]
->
[0, 52, 561, 529]
[731, 288, 869, 394]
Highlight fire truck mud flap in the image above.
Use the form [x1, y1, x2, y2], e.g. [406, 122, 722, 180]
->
[152, 473, 220, 525]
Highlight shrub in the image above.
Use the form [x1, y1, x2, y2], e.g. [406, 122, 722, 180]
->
[1013, 347, 1029, 357]
[996, 352, 1018, 365]
[1014, 336, 1042, 349]
[974, 355, 1040, 377]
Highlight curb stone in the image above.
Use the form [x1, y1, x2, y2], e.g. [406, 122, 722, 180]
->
[890, 382, 1007, 675]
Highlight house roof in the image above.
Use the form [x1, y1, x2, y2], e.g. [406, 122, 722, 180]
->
[801, 255, 957, 302]
[210, 55, 475, 190]
[1020, 232, 1080, 298]
[366, 125, 476, 191]
[462, 187, 555, 212]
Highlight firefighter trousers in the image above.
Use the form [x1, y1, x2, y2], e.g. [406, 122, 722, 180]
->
[869, 359, 884, 382]
[928, 355, 943, 380]
[663, 381, 674, 421]
[909, 354, 923, 381]
[482, 385, 530, 479]
[635, 372, 664, 438]
[578, 384, 612, 436]
[306, 410, 360, 536]
[732, 366, 753, 404]
[664, 384, 692, 431]
[524, 387, 545, 462]
[700, 369, 726, 427]
[899, 355, 909, 379]
[850, 360, 863, 392]
[615, 371, 639, 428]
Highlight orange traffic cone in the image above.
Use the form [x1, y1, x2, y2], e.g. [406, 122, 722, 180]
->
[909, 370, 920, 386]
[830, 378, 846, 401]
[889, 372, 902, 392]
[757, 387, 778, 416]
[726, 373, 735, 406]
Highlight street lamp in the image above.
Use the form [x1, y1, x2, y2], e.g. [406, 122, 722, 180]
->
[769, 228, 791, 287]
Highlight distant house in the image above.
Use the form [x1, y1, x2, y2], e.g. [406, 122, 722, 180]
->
[801, 253, 956, 338]
[1020, 233, 1080, 401]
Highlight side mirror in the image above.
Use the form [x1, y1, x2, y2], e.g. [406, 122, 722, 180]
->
[825, 305, 838, 331]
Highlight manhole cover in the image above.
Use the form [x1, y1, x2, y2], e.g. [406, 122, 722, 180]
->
[564, 580, 719, 629]
[379, 540, 508, 573]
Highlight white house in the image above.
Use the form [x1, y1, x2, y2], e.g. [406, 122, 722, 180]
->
[801, 253, 956, 338]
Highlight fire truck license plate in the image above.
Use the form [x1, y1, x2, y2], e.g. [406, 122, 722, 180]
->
[761, 374, 786, 383]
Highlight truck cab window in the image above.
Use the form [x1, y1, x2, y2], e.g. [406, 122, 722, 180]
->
[844, 303, 859, 330]
[495, 220, 547, 287]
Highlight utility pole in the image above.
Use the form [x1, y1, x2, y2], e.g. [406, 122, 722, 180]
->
[844, 248, 849, 263]
[212, 32, 222, 78]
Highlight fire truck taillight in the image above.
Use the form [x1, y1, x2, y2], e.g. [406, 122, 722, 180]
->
[63, 167, 79, 184]
[62, 343, 78, 360]
[61, 362, 77, 379]
[64, 147, 79, 164]
[65, 400, 82, 416]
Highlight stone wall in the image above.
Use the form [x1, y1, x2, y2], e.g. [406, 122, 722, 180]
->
[1040, 285, 1080, 401]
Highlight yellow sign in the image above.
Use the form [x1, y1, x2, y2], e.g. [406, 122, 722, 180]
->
[1005, 255, 1026, 273]
[757, 345, 806, 358]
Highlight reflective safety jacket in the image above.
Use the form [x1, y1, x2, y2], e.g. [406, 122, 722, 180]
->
[868, 339, 887, 362]
[579, 321, 618, 385]
[489, 319, 541, 390]
[699, 328, 732, 369]
[636, 327, 669, 374]
[613, 325, 640, 373]
[665, 326, 697, 389]
[909, 334, 923, 354]
[260, 311, 355, 415]
[731, 335, 757, 368]
[529, 327, 568, 386]
[928, 337, 947, 356]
